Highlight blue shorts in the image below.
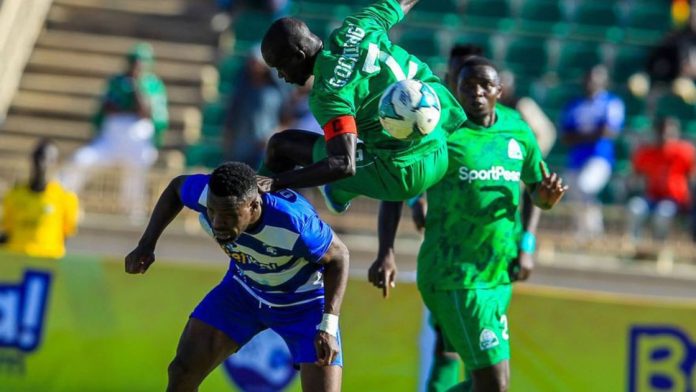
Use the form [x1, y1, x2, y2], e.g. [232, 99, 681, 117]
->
[191, 278, 343, 366]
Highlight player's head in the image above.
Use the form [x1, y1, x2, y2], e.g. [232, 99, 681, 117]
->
[261, 17, 322, 85]
[207, 162, 262, 244]
[655, 116, 681, 144]
[584, 64, 609, 97]
[126, 43, 154, 76]
[31, 138, 59, 180]
[446, 44, 484, 92]
[457, 56, 501, 124]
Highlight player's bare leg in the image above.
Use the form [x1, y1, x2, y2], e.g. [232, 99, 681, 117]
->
[299, 363, 342, 392]
[264, 129, 320, 173]
[167, 318, 240, 392]
[470, 360, 509, 392]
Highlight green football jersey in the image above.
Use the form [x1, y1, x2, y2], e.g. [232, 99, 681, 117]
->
[309, 0, 465, 166]
[417, 105, 545, 291]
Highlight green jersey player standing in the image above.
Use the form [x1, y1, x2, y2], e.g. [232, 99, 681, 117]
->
[371, 56, 568, 391]
[258, 0, 466, 214]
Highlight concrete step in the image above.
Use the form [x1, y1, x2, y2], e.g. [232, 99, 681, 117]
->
[26, 48, 204, 86]
[19, 73, 202, 105]
[1, 115, 92, 141]
[36, 30, 216, 64]
[47, 4, 217, 44]
[53, 0, 197, 17]
[9, 90, 192, 130]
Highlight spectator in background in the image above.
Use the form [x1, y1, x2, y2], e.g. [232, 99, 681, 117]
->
[60, 43, 168, 223]
[282, 76, 322, 134]
[627, 117, 694, 264]
[647, 2, 696, 84]
[499, 70, 557, 157]
[1, 139, 79, 259]
[222, 44, 288, 168]
[561, 65, 625, 240]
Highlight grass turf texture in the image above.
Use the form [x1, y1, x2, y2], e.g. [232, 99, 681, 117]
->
[1, 251, 695, 391]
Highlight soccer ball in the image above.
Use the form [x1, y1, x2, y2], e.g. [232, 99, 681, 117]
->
[378, 79, 441, 140]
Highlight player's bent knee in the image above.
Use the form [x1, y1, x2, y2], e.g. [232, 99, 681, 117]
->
[167, 356, 204, 389]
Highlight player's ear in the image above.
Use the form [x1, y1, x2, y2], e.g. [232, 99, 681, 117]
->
[494, 83, 503, 99]
[293, 49, 307, 64]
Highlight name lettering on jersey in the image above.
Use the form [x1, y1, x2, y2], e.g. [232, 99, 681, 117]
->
[459, 166, 521, 183]
[328, 25, 366, 88]
[507, 139, 523, 160]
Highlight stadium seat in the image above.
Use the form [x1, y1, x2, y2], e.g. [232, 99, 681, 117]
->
[554, 41, 603, 79]
[451, 33, 494, 58]
[611, 45, 650, 84]
[304, 17, 333, 41]
[655, 93, 696, 123]
[515, 0, 567, 35]
[185, 141, 223, 169]
[232, 11, 276, 45]
[217, 55, 244, 94]
[624, 6, 672, 44]
[461, 0, 513, 30]
[398, 29, 442, 58]
[201, 101, 226, 138]
[570, 2, 622, 41]
[416, 0, 458, 13]
[503, 38, 549, 78]
[542, 82, 581, 113]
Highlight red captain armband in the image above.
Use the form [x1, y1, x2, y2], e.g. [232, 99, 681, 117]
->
[323, 115, 358, 141]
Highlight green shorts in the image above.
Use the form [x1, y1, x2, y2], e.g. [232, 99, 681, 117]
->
[420, 285, 512, 370]
[311, 138, 448, 205]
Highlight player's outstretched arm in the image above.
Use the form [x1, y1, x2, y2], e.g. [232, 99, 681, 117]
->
[315, 234, 350, 366]
[125, 175, 186, 274]
[368, 201, 403, 299]
[270, 133, 358, 191]
[529, 163, 568, 210]
[397, 0, 420, 15]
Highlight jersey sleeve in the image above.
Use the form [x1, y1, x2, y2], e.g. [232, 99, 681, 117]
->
[293, 214, 334, 264]
[62, 190, 80, 237]
[521, 127, 546, 185]
[604, 96, 625, 134]
[179, 174, 209, 213]
[309, 89, 357, 130]
[350, 0, 404, 32]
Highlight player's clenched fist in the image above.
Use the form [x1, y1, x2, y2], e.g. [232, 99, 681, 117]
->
[125, 244, 155, 274]
[535, 162, 568, 210]
[314, 331, 340, 367]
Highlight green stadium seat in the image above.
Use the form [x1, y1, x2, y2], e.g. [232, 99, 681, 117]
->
[503, 38, 548, 78]
[611, 45, 650, 84]
[451, 33, 494, 58]
[515, 0, 567, 35]
[571, 2, 622, 40]
[217, 55, 245, 94]
[655, 93, 696, 123]
[398, 29, 442, 58]
[304, 17, 333, 41]
[416, 0, 458, 13]
[232, 11, 275, 44]
[624, 6, 672, 44]
[555, 41, 602, 79]
[542, 82, 581, 113]
[616, 88, 646, 118]
[461, 0, 513, 30]
[185, 141, 223, 169]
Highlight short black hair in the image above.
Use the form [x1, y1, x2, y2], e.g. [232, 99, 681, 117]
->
[459, 55, 498, 72]
[209, 162, 258, 200]
[449, 44, 484, 62]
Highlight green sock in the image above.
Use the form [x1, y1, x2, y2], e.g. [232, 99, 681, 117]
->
[427, 355, 461, 392]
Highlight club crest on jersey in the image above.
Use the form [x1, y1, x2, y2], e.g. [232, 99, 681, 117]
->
[507, 139, 523, 160]
[480, 328, 499, 351]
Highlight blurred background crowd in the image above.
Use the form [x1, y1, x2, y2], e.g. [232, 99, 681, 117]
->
[1, 0, 695, 267]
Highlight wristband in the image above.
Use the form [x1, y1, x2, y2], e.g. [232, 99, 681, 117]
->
[520, 231, 536, 254]
[317, 313, 339, 337]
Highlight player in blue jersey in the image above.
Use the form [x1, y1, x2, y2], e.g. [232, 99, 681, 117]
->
[125, 162, 349, 392]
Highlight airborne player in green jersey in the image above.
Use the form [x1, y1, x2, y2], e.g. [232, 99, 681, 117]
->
[371, 56, 568, 391]
[257, 0, 466, 216]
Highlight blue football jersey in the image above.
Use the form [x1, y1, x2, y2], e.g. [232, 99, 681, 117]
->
[180, 174, 334, 306]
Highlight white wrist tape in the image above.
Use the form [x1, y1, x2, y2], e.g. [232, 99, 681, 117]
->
[316, 313, 339, 337]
